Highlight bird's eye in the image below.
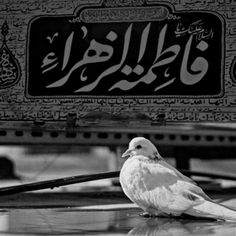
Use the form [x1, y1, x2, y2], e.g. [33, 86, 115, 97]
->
[136, 145, 142, 149]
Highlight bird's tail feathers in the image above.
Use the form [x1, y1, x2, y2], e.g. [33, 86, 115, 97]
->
[186, 200, 236, 221]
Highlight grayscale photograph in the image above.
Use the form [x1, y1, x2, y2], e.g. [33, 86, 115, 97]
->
[0, 0, 235, 235]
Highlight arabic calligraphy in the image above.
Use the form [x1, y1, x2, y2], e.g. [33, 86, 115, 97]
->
[0, 0, 235, 128]
[175, 20, 214, 40]
[0, 21, 21, 89]
[27, 4, 223, 98]
[78, 6, 169, 23]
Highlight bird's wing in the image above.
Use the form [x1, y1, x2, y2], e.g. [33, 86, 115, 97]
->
[159, 160, 197, 185]
[159, 161, 212, 201]
[139, 159, 211, 213]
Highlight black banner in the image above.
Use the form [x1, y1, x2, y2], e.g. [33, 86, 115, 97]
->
[27, 4, 224, 97]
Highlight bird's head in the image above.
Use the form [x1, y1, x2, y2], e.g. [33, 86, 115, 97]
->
[122, 137, 161, 160]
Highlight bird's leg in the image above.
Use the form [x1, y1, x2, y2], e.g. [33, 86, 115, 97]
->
[139, 212, 154, 218]
[139, 207, 159, 217]
[140, 208, 168, 218]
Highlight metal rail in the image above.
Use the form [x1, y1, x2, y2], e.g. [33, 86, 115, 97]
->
[0, 126, 235, 147]
[0, 124, 235, 174]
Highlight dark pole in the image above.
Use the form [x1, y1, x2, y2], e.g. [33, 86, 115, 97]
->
[0, 171, 120, 196]
[0, 170, 236, 196]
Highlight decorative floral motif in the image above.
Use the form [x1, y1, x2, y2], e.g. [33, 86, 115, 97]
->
[0, 21, 21, 89]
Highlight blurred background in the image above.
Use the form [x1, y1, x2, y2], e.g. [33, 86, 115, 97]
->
[0, 137, 236, 192]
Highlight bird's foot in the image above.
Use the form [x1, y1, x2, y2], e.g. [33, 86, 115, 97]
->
[139, 212, 155, 218]
[140, 211, 169, 218]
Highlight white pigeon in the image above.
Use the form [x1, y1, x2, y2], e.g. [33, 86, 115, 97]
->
[120, 137, 236, 221]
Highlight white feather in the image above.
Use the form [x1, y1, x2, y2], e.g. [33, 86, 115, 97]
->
[120, 137, 236, 221]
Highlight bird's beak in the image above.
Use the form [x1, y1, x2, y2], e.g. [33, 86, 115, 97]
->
[122, 148, 132, 158]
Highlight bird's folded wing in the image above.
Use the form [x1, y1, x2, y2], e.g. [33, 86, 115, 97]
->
[140, 160, 211, 211]
[157, 160, 212, 201]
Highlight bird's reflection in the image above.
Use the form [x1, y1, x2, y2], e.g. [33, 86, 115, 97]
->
[128, 217, 236, 236]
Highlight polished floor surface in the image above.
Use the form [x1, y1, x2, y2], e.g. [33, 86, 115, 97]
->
[0, 191, 236, 236]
